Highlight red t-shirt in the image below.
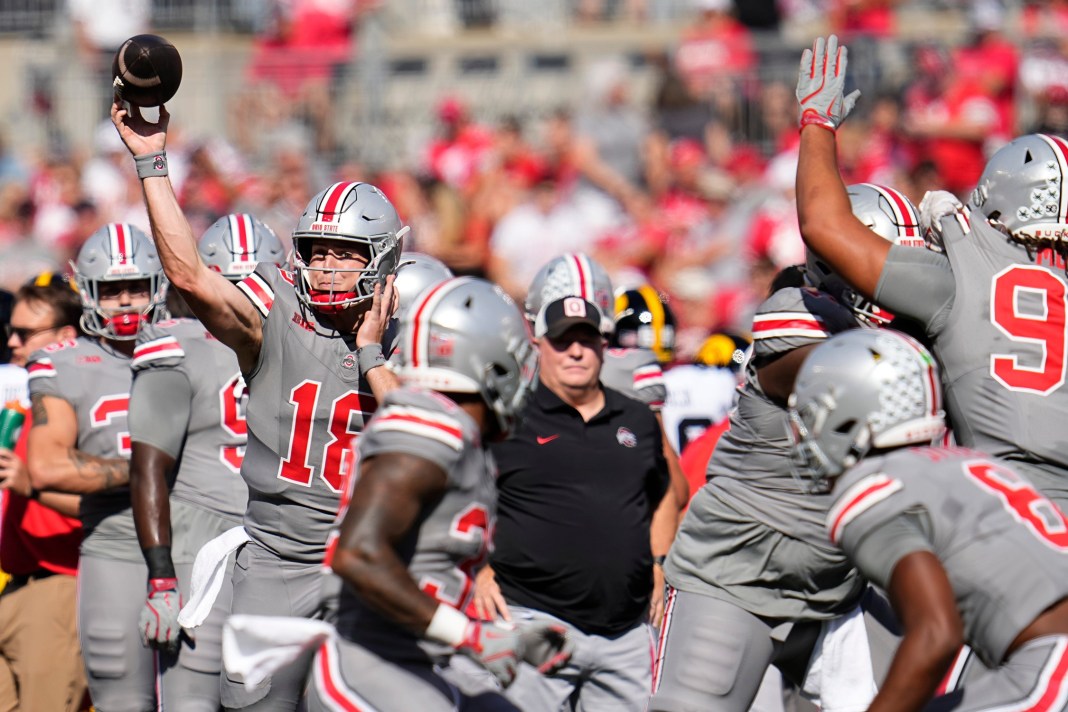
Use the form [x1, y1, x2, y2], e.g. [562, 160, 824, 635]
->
[1, 412, 81, 576]
[678, 418, 729, 511]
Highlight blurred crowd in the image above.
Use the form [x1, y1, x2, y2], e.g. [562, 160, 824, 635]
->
[4, 0, 1068, 361]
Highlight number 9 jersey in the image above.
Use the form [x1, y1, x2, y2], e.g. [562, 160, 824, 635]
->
[875, 211, 1068, 505]
[236, 262, 380, 563]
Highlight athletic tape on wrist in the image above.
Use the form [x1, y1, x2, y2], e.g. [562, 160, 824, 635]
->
[425, 603, 470, 648]
[134, 151, 169, 179]
[357, 343, 386, 374]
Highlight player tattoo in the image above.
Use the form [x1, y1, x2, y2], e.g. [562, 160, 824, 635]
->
[69, 448, 130, 489]
[30, 393, 48, 427]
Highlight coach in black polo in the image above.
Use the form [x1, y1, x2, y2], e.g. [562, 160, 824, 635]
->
[474, 295, 669, 711]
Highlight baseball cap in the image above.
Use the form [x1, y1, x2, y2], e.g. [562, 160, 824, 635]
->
[535, 296, 603, 339]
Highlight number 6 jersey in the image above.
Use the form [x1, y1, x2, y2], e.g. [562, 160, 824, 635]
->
[236, 263, 379, 563]
[831, 446, 1068, 669]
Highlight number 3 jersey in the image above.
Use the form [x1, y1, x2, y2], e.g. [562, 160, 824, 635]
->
[333, 387, 495, 662]
[831, 447, 1068, 668]
[130, 319, 248, 522]
[27, 337, 138, 558]
[236, 263, 379, 563]
[876, 212, 1068, 486]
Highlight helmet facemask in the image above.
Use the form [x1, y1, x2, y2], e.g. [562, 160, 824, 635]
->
[291, 181, 409, 315]
[72, 223, 168, 341]
[292, 228, 408, 314]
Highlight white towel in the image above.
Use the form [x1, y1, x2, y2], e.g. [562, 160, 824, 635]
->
[177, 526, 251, 630]
[801, 604, 878, 712]
[223, 614, 337, 691]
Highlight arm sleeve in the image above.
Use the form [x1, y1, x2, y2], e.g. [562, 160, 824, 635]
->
[128, 369, 193, 458]
[875, 245, 955, 335]
[846, 508, 935, 591]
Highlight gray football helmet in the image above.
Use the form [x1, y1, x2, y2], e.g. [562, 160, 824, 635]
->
[968, 133, 1068, 246]
[199, 214, 286, 281]
[806, 183, 921, 326]
[394, 252, 453, 322]
[395, 277, 536, 435]
[787, 329, 946, 492]
[72, 223, 168, 340]
[525, 253, 615, 335]
[290, 181, 409, 313]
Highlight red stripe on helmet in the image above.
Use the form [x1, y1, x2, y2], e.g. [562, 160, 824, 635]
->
[235, 214, 252, 257]
[1044, 135, 1068, 225]
[320, 182, 359, 223]
[407, 278, 457, 368]
[568, 254, 590, 301]
[113, 223, 130, 265]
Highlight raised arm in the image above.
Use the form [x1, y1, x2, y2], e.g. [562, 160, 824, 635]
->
[111, 103, 264, 373]
[27, 394, 128, 494]
[795, 35, 890, 300]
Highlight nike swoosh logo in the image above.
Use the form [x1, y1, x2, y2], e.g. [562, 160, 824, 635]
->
[536, 435, 560, 445]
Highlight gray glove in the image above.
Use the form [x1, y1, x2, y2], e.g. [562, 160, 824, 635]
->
[139, 577, 182, 651]
[457, 619, 574, 688]
[796, 34, 861, 132]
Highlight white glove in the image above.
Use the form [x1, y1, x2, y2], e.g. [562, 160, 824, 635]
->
[796, 35, 861, 132]
[140, 577, 183, 651]
[918, 190, 963, 251]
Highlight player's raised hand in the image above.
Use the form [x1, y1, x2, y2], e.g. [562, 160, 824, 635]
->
[112, 101, 169, 157]
[139, 577, 183, 652]
[796, 35, 860, 132]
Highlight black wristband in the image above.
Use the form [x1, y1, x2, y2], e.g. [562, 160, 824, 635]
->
[143, 545, 177, 580]
[653, 555, 666, 567]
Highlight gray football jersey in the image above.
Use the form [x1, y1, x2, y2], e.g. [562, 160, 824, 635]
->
[236, 263, 378, 563]
[878, 211, 1068, 480]
[334, 388, 495, 661]
[130, 318, 248, 520]
[27, 337, 139, 557]
[601, 347, 666, 410]
[666, 288, 862, 619]
[833, 447, 1068, 667]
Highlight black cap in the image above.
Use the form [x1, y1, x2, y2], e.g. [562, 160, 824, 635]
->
[535, 296, 604, 339]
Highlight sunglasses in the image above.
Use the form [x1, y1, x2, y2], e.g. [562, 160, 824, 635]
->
[4, 324, 58, 343]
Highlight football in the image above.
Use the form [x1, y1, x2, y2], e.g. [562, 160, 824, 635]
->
[111, 34, 183, 107]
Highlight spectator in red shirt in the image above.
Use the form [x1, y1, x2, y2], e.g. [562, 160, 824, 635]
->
[0, 274, 85, 712]
[424, 95, 495, 194]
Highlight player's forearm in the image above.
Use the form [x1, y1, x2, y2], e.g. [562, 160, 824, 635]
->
[30, 448, 129, 494]
[366, 364, 400, 403]
[869, 630, 959, 712]
[36, 492, 80, 518]
[330, 544, 440, 636]
[129, 445, 175, 551]
[796, 126, 852, 252]
[141, 176, 206, 293]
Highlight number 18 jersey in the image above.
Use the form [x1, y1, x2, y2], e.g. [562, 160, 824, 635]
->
[237, 264, 378, 563]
